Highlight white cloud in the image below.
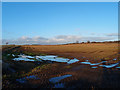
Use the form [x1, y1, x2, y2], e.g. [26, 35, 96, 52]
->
[106, 33, 118, 36]
[2, 34, 117, 45]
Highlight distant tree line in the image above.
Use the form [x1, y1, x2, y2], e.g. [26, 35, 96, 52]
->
[63, 40, 120, 45]
[5, 40, 120, 45]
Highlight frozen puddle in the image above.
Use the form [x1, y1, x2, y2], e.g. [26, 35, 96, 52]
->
[16, 75, 39, 83]
[36, 55, 57, 60]
[113, 58, 117, 61]
[36, 55, 78, 64]
[99, 63, 119, 68]
[91, 66, 98, 68]
[81, 60, 119, 69]
[18, 54, 34, 59]
[13, 54, 35, 61]
[85, 60, 89, 62]
[90, 63, 101, 66]
[13, 54, 79, 64]
[54, 83, 65, 88]
[116, 67, 120, 69]
[36, 56, 69, 63]
[67, 58, 79, 64]
[81, 61, 102, 66]
[81, 62, 91, 65]
[13, 57, 35, 61]
[81, 60, 108, 66]
[49, 74, 72, 84]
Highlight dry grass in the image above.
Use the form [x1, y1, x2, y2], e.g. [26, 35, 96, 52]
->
[22, 43, 118, 62]
[2, 43, 120, 88]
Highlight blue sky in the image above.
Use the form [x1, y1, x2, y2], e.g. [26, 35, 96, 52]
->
[2, 0, 119, 2]
[2, 2, 118, 45]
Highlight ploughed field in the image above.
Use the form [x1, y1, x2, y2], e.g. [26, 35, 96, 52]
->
[2, 43, 120, 88]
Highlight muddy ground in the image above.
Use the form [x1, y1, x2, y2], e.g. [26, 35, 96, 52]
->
[2, 43, 120, 89]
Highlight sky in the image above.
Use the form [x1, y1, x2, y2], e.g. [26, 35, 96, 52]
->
[2, 2, 118, 45]
[2, 0, 120, 2]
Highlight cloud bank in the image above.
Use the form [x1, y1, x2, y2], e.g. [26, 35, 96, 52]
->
[106, 33, 119, 36]
[2, 34, 118, 45]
